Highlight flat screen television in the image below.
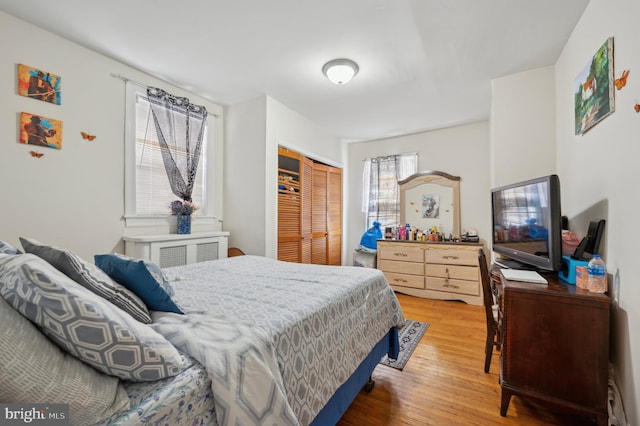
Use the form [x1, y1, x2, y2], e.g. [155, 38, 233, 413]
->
[491, 174, 562, 272]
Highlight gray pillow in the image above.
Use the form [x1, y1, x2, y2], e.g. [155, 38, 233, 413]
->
[0, 253, 184, 381]
[20, 237, 152, 323]
[0, 294, 130, 424]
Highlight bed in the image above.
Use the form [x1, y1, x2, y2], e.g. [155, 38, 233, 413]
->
[0, 239, 404, 426]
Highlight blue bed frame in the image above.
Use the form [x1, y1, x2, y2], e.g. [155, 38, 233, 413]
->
[310, 327, 399, 425]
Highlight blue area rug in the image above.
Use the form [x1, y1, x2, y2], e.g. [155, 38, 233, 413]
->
[379, 320, 429, 370]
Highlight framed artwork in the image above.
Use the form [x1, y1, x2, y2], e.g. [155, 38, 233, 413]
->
[17, 64, 61, 105]
[19, 112, 63, 150]
[574, 37, 614, 135]
[422, 194, 439, 219]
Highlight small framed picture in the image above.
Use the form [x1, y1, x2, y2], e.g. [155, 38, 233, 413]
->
[422, 194, 440, 219]
[18, 64, 61, 105]
[19, 112, 63, 150]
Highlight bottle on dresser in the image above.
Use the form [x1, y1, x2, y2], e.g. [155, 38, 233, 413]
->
[587, 254, 607, 293]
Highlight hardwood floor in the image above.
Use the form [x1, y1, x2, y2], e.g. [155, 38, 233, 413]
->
[338, 293, 597, 426]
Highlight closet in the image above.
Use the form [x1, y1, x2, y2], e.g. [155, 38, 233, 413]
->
[277, 147, 342, 265]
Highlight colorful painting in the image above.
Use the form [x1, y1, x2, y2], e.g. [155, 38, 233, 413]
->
[574, 37, 614, 135]
[422, 194, 439, 219]
[18, 64, 61, 105]
[19, 112, 63, 150]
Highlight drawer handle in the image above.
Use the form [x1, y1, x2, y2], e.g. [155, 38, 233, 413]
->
[394, 253, 408, 257]
[443, 283, 460, 289]
[393, 278, 408, 283]
[442, 255, 459, 260]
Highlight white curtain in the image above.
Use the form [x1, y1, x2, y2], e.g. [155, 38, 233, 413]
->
[362, 153, 418, 229]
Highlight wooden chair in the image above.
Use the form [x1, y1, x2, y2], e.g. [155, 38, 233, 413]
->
[227, 247, 245, 257]
[479, 249, 500, 373]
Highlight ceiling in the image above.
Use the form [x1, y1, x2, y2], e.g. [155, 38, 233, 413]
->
[0, 0, 589, 142]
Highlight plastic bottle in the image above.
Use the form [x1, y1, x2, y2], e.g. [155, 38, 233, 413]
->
[587, 254, 607, 293]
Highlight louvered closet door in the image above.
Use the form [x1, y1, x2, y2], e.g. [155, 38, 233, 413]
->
[300, 156, 313, 264]
[277, 148, 301, 262]
[327, 167, 342, 266]
[311, 164, 328, 265]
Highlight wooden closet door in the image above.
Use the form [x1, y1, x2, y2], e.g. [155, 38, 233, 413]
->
[300, 157, 313, 264]
[277, 148, 301, 262]
[311, 164, 328, 264]
[327, 167, 342, 265]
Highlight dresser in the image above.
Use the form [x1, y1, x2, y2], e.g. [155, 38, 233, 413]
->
[123, 232, 229, 268]
[376, 240, 483, 305]
[494, 270, 610, 425]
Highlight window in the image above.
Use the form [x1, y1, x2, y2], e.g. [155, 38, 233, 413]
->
[362, 153, 417, 229]
[124, 82, 216, 225]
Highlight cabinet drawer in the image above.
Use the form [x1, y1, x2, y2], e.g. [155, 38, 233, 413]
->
[425, 248, 478, 265]
[378, 244, 423, 262]
[426, 264, 479, 281]
[426, 276, 480, 296]
[383, 272, 424, 289]
[378, 259, 424, 276]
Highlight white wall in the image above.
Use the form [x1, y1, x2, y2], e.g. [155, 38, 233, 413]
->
[490, 66, 556, 187]
[0, 12, 224, 261]
[555, 0, 640, 421]
[224, 97, 267, 255]
[346, 121, 490, 263]
[225, 95, 343, 259]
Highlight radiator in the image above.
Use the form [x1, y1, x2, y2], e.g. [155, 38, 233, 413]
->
[123, 232, 229, 268]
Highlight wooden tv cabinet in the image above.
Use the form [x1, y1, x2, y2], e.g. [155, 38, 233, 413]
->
[494, 270, 610, 425]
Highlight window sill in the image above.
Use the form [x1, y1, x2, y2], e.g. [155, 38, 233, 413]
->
[124, 215, 218, 228]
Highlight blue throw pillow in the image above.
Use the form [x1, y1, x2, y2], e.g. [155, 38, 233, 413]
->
[95, 253, 183, 314]
[0, 241, 22, 254]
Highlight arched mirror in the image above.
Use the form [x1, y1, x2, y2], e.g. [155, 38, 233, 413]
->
[399, 171, 461, 239]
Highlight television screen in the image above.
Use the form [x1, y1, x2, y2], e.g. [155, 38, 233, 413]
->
[491, 175, 562, 272]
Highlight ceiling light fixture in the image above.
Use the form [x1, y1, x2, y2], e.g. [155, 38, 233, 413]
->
[322, 59, 359, 85]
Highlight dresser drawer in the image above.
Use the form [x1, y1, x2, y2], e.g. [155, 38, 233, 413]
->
[426, 276, 480, 296]
[383, 272, 425, 289]
[378, 244, 424, 262]
[426, 264, 479, 281]
[425, 247, 478, 266]
[378, 259, 424, 276]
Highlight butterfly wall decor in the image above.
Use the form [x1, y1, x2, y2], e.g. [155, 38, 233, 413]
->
[81, 131, 96, 141]
[614, 70, 629, 90]
[634, 103, 640, 113]
[29, 150, 44, 158]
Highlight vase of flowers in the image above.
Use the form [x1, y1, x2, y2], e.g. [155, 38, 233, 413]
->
[170, 200, 199, 235]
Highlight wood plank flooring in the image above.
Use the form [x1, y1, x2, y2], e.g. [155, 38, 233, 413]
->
[337, 293, 597, 425]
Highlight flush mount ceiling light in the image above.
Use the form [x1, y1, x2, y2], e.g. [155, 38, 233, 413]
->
[322, 59, 359, 85]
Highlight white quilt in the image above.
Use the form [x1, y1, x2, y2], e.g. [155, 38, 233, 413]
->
[152, 256, 404, 426]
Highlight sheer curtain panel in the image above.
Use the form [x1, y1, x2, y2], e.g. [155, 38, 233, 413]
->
[146, 87, 208, 202]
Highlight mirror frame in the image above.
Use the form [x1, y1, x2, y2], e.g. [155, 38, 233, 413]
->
[398, 170, 461, 238]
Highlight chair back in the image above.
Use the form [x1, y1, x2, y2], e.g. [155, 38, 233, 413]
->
[478, 249, 494, 324]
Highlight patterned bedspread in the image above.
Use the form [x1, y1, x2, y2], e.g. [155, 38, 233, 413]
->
[153, 255, 404, 426]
